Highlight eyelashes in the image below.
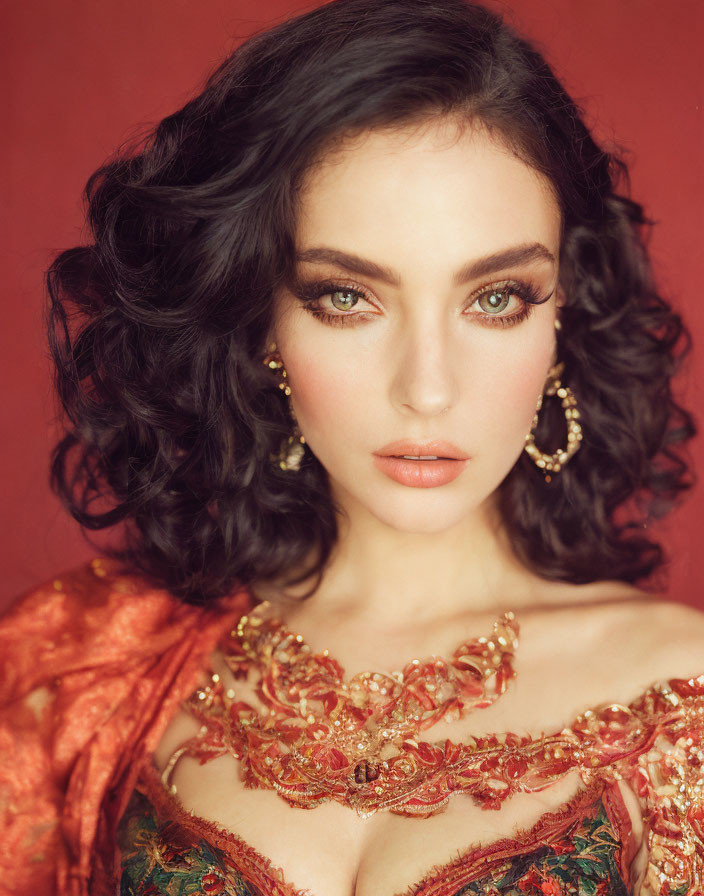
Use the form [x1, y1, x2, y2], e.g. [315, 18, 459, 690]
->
[290, 277, 553, 329]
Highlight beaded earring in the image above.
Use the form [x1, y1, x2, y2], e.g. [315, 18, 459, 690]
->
[523, 319, 583, 483]
[262, 342, 307, 472]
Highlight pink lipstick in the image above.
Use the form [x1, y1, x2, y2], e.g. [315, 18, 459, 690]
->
[373, 440, 469, 488]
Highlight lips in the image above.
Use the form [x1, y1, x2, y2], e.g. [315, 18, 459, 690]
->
[373, 454, 468, 488]
[375, 440, 469, 460]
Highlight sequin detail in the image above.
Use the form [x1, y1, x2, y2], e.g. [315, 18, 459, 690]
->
[164, 601, 704, 892]
[170, 608, 520, 817]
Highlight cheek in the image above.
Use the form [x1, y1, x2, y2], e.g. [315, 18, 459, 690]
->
[282, 349, 368, 449]
[271, 303, 375, 462]
[285, 346, 550, 468]
[273, 303, 556, 468]
[470, 344, 553, 449]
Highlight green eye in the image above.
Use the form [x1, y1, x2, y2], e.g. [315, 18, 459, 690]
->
[477, 288, 512, 314]
[293, 276, 549, 330]
[330, 289, 360, 312]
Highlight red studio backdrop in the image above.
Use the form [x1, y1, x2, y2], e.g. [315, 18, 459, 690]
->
[1, 0, 702, 611]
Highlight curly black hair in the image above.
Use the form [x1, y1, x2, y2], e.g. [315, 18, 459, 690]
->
[46, 0, 697, 604]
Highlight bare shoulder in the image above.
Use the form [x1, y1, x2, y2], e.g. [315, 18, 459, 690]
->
[632, 593, 704, 675]
[596, 585, 704, 684]
[539, 578, 704, 694]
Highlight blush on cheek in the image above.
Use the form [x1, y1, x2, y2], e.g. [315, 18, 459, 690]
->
[509, 365, 550, 426]
[284, 358, 364, 448]
[479, 349, 554, 451]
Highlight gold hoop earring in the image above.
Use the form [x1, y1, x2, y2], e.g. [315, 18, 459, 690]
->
[262, 341, 306, 472]
[523, 361, 582, 483]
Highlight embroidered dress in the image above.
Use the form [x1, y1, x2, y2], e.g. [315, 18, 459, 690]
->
[1, 559, 703, 896]
[118, 764, 638, 896]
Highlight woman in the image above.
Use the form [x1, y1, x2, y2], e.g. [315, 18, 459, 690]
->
[1, 0, 702, 893]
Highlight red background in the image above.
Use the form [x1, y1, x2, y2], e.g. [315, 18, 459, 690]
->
[2, 0, 702, 610]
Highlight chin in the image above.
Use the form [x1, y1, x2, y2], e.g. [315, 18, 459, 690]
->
[364, 491, 487, 533]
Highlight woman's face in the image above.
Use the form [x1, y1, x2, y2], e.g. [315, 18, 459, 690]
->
[272, 117, 562, 534]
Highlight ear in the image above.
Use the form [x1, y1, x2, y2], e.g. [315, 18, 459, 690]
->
[554, 284, 567, 311]
[261, 325, 278, 358]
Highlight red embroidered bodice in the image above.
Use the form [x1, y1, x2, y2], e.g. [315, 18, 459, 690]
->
[1, 558, 703, 896]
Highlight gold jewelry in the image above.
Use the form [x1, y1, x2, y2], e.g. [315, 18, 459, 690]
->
[182, 604, 520, 817]
[524, 360, 582, 483]
[262, 341, 306, 472]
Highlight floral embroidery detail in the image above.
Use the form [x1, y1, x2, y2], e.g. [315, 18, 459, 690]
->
[155, 599, 704, 894]
[118, 790, 273, 896]
[143, 588, 704, 896]
[117, 779, 631, 896]
[171, 608, 704, 834]
[176, 608, 520, 818]
[629, 681, 704, 896]
[398, 782, 633, 896]
[449, 801, 629, 896]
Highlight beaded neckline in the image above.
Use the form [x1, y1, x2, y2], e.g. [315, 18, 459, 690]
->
[164, 605, 532, 817]
[232, 599, 520, 695]
[160, 602, 704, 847]
[224, 604, 521, 789]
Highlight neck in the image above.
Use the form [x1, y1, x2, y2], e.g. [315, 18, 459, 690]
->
[251, 490, 552, 634]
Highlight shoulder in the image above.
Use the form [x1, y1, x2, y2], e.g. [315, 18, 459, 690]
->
[631, 594, 704, 681]
[536, 580, 704, 704]
[609, 597, 704, 895]
[0, 559, 172, 701]
[0, 557, 252, 701]
[1, 557, 188, 649]
[2, 556, 177, 624]
[0, 559, 253, 885]
[595, 587, 704, 687]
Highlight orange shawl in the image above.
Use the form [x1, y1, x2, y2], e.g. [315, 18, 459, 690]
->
[0, 557, 252, 896]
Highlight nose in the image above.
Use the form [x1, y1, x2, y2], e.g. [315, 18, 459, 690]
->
[391, 314, 460, 417]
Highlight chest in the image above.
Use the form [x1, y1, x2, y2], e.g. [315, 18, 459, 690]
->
[127, 634, 653, 896]
[119, 747, 645, 896]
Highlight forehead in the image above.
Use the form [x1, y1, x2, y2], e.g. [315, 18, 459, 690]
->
[295, 118, 561, 270]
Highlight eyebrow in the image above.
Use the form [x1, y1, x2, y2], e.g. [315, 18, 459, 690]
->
[294, 242, 556, 288]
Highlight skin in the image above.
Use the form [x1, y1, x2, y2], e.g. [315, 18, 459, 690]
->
[265, 115, 588, 636]
[149, 116, 704, 896]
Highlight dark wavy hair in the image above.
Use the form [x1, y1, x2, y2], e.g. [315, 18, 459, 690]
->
[46, 0, 697, 604]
